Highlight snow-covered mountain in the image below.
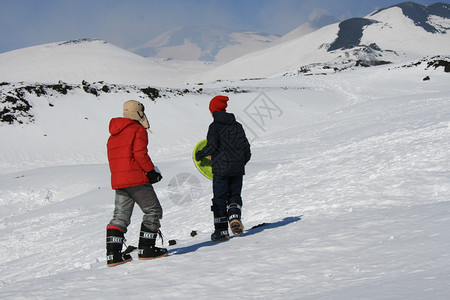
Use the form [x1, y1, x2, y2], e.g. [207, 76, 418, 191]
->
[5, 2, 446, 87]
[130, 15, 341, 63]
[0, 38, 196, 86]
[200, 2, 450, 81]
[130, 26, 280, 63]
[277, 14, 340, 44]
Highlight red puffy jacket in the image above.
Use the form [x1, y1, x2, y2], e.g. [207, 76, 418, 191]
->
[107, 117, 155, 189]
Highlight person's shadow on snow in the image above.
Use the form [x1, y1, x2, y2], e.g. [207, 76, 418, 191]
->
[169, 216, 302, 256]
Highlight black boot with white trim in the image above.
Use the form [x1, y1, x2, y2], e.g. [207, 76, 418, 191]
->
[211, 211, 230, 242]
[228, 203, 244, 236]
[106, 228, 132, 267]
[138, 223, 168, 260]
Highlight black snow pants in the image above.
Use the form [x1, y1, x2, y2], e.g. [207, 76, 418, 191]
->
[211, 175, 243, 215]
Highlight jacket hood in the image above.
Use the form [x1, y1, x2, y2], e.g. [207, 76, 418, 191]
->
[213, 111, 236, 125]
[109, 117, 139, 135]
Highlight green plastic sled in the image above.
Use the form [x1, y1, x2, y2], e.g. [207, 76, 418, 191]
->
[193, 139, 213, 180]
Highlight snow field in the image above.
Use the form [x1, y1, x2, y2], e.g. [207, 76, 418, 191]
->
[0, 63, 449, 299]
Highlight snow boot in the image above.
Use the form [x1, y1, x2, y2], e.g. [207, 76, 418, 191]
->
[138, 223, 168, 260]
[228, 203, 244, 236]
[211, 211, 230, 242]
[106, 228, 132, 267]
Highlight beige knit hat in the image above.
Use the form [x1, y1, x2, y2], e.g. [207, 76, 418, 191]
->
[123, 100, 151, 133]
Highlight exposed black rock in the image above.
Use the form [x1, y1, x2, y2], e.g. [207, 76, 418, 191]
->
[328, 18, 379, 52]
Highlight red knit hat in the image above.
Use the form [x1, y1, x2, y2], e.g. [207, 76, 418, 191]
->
[209, 95, 229, 114]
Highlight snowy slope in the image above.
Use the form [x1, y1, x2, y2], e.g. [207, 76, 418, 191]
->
[199, 2, 450, 81]
[277, 14, 340, 44]
[198, 23, 342, 81]
[363, 5, 450, 57]
[0, 39, 190, 86]
[1, 55, 450, 299]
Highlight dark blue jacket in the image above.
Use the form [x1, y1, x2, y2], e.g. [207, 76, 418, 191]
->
[198, 112, 251, 176]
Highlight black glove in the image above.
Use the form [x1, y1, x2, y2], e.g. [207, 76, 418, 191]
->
[195, 151, 204, 162]
[146, 169, 162, 184]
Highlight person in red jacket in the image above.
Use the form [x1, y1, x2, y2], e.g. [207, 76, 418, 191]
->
[105, 100, 167, 267]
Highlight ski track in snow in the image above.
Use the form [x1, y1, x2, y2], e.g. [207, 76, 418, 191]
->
[1, 63, 450, 299]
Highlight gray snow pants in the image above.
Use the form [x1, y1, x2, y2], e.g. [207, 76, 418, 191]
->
[108, 183, 162, 233]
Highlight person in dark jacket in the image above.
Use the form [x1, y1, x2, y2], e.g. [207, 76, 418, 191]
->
[105, 100, 167, 267]
[195, 95, 251, 241]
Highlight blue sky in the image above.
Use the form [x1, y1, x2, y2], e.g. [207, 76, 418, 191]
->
[0, 0, 443, 53]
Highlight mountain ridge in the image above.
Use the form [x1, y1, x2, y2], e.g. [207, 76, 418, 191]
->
[130, 13, 340, 62]
[372, 1, 450, 33]
[199, 1, 450, 81]
[130, 26, 280, 62]
[0, 2, 448, 85]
